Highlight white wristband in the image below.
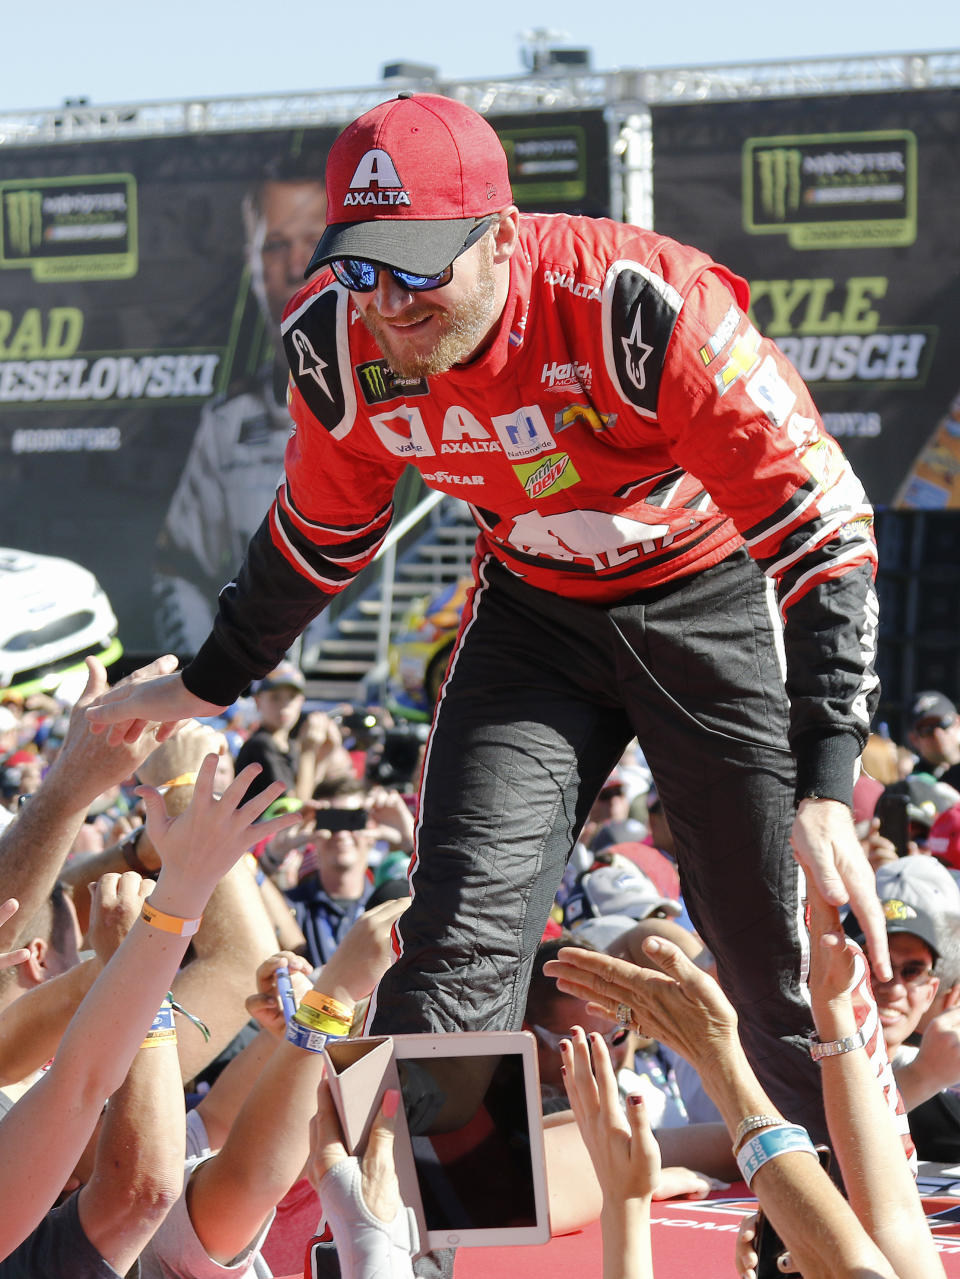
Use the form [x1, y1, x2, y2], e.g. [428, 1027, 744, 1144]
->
[736, 1123, 817, 1188]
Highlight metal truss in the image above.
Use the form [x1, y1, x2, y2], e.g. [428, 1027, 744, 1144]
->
[1, 49, 958, 147]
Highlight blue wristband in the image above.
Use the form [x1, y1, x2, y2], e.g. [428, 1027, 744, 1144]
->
[736, 1124, 817, 1188]
[284, 1020, 347, 1054]
[148, 1002, 176, 1033]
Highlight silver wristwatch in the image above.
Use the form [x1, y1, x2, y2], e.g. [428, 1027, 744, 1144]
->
[809, 1028, 867, 1061]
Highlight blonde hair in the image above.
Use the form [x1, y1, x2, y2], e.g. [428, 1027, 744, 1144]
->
[861, 733, 900, 786]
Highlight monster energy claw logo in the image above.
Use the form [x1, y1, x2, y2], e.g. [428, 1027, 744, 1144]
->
[361, 362, 387, 400]
[5, 189, 43, 257]
[755, 149, 802, 222]
[355, 359, 428, 405]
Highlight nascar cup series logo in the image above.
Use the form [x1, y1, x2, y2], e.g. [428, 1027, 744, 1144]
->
[343, 151, 411, 208]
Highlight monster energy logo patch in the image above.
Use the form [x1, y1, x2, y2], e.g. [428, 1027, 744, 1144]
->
[742, 131, 916, 250]
[4, 189, 43, 258]
[355, 360, 428, 405]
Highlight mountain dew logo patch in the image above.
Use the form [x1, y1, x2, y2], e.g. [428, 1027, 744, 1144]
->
[514, 452, 580, 499]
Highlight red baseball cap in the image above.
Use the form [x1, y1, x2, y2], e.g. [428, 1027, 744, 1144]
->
[928, 803, 960, 870]
[306, 93, 511, 277]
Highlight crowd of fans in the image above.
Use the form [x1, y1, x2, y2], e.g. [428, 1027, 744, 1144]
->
[2, 659, 960, 1277]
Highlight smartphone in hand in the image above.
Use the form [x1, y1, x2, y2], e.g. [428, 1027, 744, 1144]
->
[753, 1146, 831, 1277]
[875, 791, 911, 857]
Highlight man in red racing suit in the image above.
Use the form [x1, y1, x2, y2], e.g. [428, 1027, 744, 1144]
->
[89, 93, 890, 1155]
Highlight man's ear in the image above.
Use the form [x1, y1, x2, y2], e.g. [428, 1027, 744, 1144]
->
[492, 207, 521, 264]
[920, 975, 941, 1017]
[18, 937, 48, 988]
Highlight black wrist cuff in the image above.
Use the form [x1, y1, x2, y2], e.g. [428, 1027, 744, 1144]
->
[793, 731, 861, 809]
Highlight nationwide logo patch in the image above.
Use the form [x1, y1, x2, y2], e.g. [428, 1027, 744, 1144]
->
[514, 451, 580, 499]
[355, 360, 428, 405]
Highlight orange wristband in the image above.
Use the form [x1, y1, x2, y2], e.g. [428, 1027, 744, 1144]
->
[157, 772, 198, 792]
[141, 899, 202, 937]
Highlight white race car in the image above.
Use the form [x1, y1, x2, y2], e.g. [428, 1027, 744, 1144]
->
[0, 548, 123, 696]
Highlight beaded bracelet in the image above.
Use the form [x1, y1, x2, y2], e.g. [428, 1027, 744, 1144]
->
[733, 1113, 784, 1155]
[736, 1123, 818, 1188]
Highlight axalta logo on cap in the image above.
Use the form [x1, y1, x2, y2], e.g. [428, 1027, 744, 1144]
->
[344, 149, 411, 208]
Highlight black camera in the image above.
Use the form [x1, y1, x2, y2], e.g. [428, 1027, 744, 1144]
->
[315, 807, 369, 833]
[365, 721, 430, 788]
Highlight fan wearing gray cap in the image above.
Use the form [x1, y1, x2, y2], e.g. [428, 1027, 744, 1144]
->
[907, 689, 960, 791]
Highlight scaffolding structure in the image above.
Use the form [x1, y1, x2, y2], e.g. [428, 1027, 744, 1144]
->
[0, 49, 958, 147]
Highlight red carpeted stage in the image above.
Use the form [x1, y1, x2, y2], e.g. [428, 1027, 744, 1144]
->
[283, 1177, 960, 1277]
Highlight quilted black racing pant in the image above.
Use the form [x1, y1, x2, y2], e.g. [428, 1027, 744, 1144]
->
[368, 546, 828, 1146]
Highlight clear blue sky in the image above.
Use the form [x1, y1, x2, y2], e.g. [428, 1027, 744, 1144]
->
[2, 0, 957, 112]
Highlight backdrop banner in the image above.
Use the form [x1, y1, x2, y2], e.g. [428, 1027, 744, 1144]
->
[650, 88, 960, 511]
[0, 109, 610, 653]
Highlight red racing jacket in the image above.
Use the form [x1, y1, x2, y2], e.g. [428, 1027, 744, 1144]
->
[184, 214, 879, 804]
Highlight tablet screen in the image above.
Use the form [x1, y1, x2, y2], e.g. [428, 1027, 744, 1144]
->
[396, 1051, 539, 1231]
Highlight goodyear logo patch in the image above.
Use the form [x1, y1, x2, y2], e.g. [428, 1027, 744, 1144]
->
[514, 451, 580, 500]
[356, 360, 428, 405]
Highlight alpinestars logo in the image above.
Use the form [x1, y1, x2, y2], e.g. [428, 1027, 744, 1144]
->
[344, 150, 411, 208]
[622, 308, 653, 392]
[290, 329, 333, 400]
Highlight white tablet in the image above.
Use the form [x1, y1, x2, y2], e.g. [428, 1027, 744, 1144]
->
[324, 1030, 551, 1252]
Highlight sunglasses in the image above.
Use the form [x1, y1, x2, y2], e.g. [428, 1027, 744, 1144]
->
[531, 1023, 630, 1052]
[914, 715, 956, 738]
[329, 216, 497, 293]
[871, 959, 936, 988]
